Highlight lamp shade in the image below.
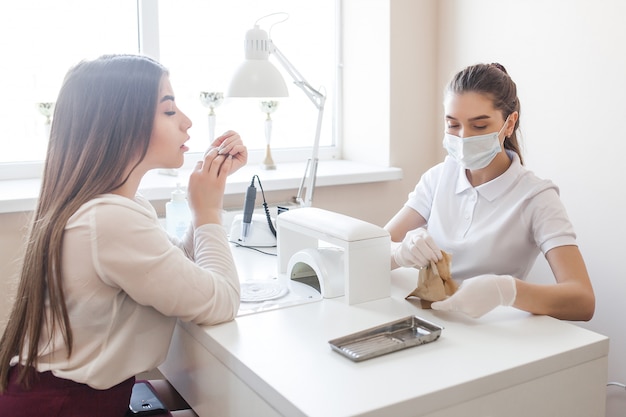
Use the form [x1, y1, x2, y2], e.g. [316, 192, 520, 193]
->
[228, 60, 288, 97]
[227, 25, 289, 98]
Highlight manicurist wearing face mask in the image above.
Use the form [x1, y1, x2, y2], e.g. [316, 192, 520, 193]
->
[385, 63, 595, 321]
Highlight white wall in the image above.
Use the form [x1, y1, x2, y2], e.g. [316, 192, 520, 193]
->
[437, 0, 626, 414]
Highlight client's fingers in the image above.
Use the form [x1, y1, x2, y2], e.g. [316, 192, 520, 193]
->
[217, 155, 234, 177]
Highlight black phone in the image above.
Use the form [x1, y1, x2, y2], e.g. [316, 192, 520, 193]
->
[127, 381, 168, 416]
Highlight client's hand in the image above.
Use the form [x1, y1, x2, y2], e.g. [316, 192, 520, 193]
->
[188, 148, 232, 227]
[431, 274, 517, 318]
[393, 227, 442, 269]
[207, 130, 247, 175]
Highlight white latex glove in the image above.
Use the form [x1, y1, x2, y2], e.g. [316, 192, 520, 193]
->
[393, 227, 442, 268]
[431, 274, 517, 318]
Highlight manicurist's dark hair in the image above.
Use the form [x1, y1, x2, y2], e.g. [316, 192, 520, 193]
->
[447, 62, 523, 164]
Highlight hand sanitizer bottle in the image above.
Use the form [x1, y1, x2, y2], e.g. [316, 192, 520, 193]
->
[166, 183, 191, 239]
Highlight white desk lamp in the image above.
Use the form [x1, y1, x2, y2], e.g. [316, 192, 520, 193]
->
[227, 22, 326, 207]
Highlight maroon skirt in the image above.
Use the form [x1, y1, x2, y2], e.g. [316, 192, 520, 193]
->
[0, 365, 135, 417]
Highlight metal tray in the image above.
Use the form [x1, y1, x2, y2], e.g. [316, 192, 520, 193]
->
[328, 315, 443, 362]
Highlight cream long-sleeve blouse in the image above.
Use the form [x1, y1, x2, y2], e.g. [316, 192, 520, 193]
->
[14, 194, 240, 389]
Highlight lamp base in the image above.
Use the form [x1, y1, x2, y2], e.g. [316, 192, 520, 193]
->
[263, 144, 276, 170]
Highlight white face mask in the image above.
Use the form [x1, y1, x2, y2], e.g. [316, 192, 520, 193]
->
[443, 117, 509, 170]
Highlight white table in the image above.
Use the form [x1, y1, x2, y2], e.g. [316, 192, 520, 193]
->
[159, 246, 608, 417]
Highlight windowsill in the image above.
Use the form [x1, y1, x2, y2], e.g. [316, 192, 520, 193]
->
[0, 160, 402, 214]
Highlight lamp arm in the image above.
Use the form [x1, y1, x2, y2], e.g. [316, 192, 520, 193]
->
[270, 42, 326, 207]
[296, 103, 325, 206]
[270, 44, 325, 111]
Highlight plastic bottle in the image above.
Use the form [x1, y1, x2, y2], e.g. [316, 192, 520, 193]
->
[165, 183, 191, 239]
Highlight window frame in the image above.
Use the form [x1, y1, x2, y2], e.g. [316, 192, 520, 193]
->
[0, 0, 342, 179]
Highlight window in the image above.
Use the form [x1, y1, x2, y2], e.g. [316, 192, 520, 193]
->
[0, 0, 339, 174]
[0, 0, 137, 166]
[155, 0, 338, 165]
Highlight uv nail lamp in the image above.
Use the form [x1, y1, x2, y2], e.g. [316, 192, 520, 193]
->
[277, 207, 390, 305]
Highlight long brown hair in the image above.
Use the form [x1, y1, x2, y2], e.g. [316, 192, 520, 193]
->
[0, 54, 168, 391]
[446, 62, 523, 164]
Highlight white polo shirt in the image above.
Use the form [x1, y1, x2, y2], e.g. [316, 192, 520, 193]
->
[406, 151, 577, 280]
